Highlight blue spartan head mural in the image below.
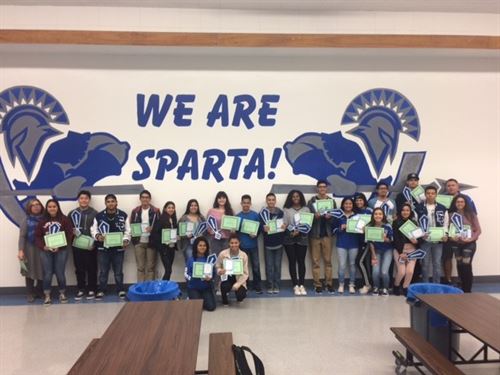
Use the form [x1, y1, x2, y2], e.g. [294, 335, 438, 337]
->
[283, 88, 421, 196]
[0, 86, 131, 227]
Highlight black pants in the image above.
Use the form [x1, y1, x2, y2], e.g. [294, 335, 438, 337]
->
[72, 247, 97, 292]
[355, 243, 371, 287]
[188, 287, 216, 311]
[221, 276, 247, 305]
[451, 242, 476, 293]
[159, 246, 175, 280]
[26, 277, 43, 297]
[284, 243, 307, 286]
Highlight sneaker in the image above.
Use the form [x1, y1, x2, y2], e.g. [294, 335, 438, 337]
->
[393, 286, 401, 296]
[43, 294, 52, 306]
[95, 291, 104, 300]
[299, 285, 307, 296]
[27, 294, 35, 303]
[118, 291, 126, 299]
[372, 287, 379, 296]
[338, 284, 344, 294]
[255, 288, 263, 295]
[75, 290, 85, 301]
[267, 288, 274, 294]
[315, 287, 323, 294]
[59, 292, 68, 304]
[216, 289, 221, 296]
[273, 288, 280, 294]
[293, 285, 301, 296]
[349, 284, 356, 294]
[359, 285, 370, 295]
[381, 288, 389, 296]
[327, 285, 335, 294]
[223, 303, 229, 307]
[86, 291, 96, 300]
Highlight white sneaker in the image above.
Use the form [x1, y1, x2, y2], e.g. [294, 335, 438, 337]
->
[338, 284, 344, 294]
[293, 285, 301, 296]
[381, 288, 389, 296]
[299, 285, 307, 295]
[359, 285, 370, 295]
[372, 287, 379, 296]
[349, 284, 356, 294]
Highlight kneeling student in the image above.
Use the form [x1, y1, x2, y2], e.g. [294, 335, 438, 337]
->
[216, 234, 249, 306]
[185, 236, 216, 311]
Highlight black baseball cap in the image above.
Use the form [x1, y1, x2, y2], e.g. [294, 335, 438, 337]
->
[406, 173, 419, 181]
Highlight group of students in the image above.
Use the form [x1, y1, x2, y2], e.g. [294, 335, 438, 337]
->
[17, 174, 480, 310]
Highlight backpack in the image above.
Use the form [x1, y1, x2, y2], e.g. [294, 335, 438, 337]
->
[232, 344, 265, 375]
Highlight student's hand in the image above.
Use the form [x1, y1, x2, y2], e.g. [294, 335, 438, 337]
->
[250, 234, 257, 238]
[204, 275, 212, 281]
[207, 228, 214, 235]
[292, 230, 299, 237]
[145, 226, 152, 233]
[217, 269, 226, 276]
[123, 239, 130, 247]
[18, 250, 25, 260]
[400, 253, 408, 261]
[315, 212, 321, 219]
[187, 233, 193, 238]
[281, 224, 287, 230]
[231, 284, 239, 291]
[451, 236, 459, 242]
[462, 237, 473, 243]
[72, 228, 79, 236]
[410, 238, 418, 245]
[230, 230, 236, 234]
[371, 257, 378, 265]
[96, 234, 104, 242]
[340, 224, 346, 231]
[442, 235, 448, 242]
[384, 234, 390, 243]
[263, 226, 269, 233]
[423, 233, 429, 240]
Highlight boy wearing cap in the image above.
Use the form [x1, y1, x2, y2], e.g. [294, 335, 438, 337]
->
[396, 173, 422, 212]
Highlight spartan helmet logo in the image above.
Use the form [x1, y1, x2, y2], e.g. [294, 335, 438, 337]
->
[342, 88, 420, 177]
[283, 88, 423, 196]
[0, 86, 69, 179]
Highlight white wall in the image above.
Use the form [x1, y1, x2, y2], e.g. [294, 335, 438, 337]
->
[1, 3, 499, 287]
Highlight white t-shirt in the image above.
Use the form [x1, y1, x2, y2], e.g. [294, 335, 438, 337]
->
[140, 208, 150, 243]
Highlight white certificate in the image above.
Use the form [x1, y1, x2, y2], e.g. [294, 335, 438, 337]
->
[141, 223, 150, 237]
[224, 259, 233, 273]
[294, 213, 301, 225]
[186, 222, 195, 234]
[276, 218, 284, 233]
[411, 228, 425, 239]
[203, 263, 212, 276]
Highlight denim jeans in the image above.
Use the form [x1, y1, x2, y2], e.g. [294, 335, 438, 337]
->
[337, 247, 359, 285]
[182, 243, 193, 264]
[241, 247, 262, 290]
[372, 250, 393, 289]
[98, 249, 125, 292]
[264, 246, 283, 289]
[421, 241, 443, 283]
[40, 249, 69, 292]
[187, 287, 216, 311]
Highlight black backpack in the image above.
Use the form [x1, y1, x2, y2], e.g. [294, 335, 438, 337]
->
[232, 344, 265, 375]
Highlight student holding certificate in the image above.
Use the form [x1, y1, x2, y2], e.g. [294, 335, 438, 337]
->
[307, 180, 336, 294]
[184, 237, 216, 311]
[395, 173, 422, 212]
[216, 234, 249, 306]
[283, 190, 311, 296]
[448, 195, 481, 293]
[68, 190, 98, 301]
[152, 201, 179, 281]
[206, 191, 234, 256]
[35, 199, 73, 306]
[236, 194, 263, 294]
[260, 193, 286, 294]
[130, 190, 160, 282]
[178, 199, 206, 263]
[332, 197, 363, 294]
[91, 194, 131, 300]
[366, 208, 393, 296]
[17, 198, 44, 303]
[415, 186, 449, 284]
[392, 204, 421, 296]
[368, 182, 396, 222]
[443, 178, 478, 285]
[353, 193, 373, 294]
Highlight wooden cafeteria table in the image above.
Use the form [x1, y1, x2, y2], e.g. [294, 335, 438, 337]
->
[71, 299, 203, 375]
[418, 293, 500, 364]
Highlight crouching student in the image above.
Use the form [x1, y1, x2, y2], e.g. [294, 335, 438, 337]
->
[367, 208, 394, 296]
[392, 204, 421, 296]
[216, 234, 249, 306]
[185, 236, 216, 311]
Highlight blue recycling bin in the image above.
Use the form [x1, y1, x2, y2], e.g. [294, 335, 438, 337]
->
[407, 283, 463, 359]
[127, 280, 180, 302]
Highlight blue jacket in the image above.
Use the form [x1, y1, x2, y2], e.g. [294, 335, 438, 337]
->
[369, 224, 393, 252]
[237, 210, 261, 249]
[185, 256, 216, 291]
[414, 202, 447, 228]
[332, 215, 362, 249]
[259, 207, 285, 248]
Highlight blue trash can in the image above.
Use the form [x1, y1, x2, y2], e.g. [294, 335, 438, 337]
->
[407, 283, 463, 359]
[127, 281, 180, 302]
